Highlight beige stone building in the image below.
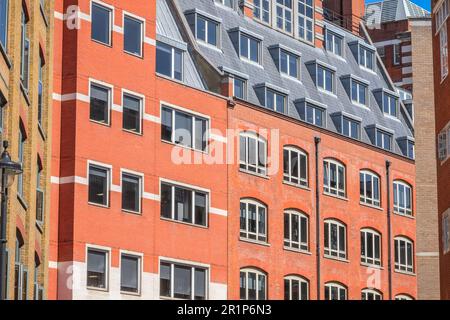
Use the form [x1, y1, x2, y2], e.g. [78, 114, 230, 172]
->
[0, 0, 53, 299]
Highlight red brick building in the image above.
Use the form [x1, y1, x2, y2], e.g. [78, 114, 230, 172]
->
[432, 0, 450, 300]
[48, 0, 417, 300]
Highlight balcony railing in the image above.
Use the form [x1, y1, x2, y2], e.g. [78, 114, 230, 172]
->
[323, 7, 363, 35]
[36, 189, 44, 224]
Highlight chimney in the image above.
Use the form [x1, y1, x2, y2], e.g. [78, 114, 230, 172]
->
[322, 0, 365, 35]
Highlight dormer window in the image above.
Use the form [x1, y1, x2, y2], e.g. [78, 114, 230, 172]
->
[367, 125, 394, 151]
[317, 64, 335, 94]
[296, 98, 326, 128]
[255, 83, 288, 113]
[359, 45, 375, 70]
[275, 0, 293, 33]
[221, 66, 249, 100]
[156, 40, 184, 81]
[383, 92, 398, 117]
[376, 129, 393, 151]
[398, 137, 415, 159]
[240, 32, 262, 64]
[325, 30, 343, 56]
[351, 79, 368, 107]
[270, 45, 300, 79]
[186, 10, 221, 48]
[333, 112, 361, 140]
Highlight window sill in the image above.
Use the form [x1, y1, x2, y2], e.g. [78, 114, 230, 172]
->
[89, 119, 111, 128]
[124, 50, 144, 59]
[0, 43, 11, 69]
[324, 255, 349, 263]
[283, 246, 311, 255]
[88, 202, 110, 209]
[87, 286, 109, 293]
[240, 58, 264, 69]
[123, 128, 143, 136]
[239, 237, 270, 247]
[318, 88, 337, 98]
[91, 38, 113, 48]
[20, 82, 31, 106]
[197, 40, 223, 53]
[359, 66, 377, 75]
[161, 139, 208, 155]
[282, 180, 310, 191]
[383, 114, 401, 122]
[281, 73, 302, 84]
[122, 209, 142, 216]
[393, 211, 415, 220]
[352, 101, 370, 110]
[394, 270, 416, 277]
[360, 202, 383, 211]
[323, 192, 348, 202]
[120, 290, 141, 297]
[239, 169, 269, 180]
[160, 217, 209, 229]
[361, 262, 383, 270]
[17, 194, 28, 211]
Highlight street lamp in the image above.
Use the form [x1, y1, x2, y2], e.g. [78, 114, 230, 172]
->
[0, 141, 23, 300]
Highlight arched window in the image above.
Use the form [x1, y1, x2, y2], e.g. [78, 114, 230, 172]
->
[393, 180, 413, 217]
[284, 275, 309, 300]
[360, 170, 381, 207]
[283, 146, 308, 187]
[240, 268, 267, 300]
[394, 236, 414, 273]
[361, 228, 382, 267]
[240, 199, 267, 243]
[395, 294, 414, 300]
[325, 282, 347, 300]
[361, 288, 383, 300]
[323, 158, 346, 197]
[324, 219, 347, 259]
[284, 209, 308, 251]
[239, 132, 267, 176]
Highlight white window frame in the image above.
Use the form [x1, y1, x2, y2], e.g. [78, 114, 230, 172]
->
[360, 170, 381, 207]
[239, 32, 261, 65]
[324, 219, 347, 260]
[351, 79, 368, 107]
[233, 76, 247, 100]
[284, 210, 309, 251]
[284, 275, 309, 300]
[394, 236, 414, 273]
[122, 89, 144, 135]
[360, 228, 382, 267]
[159, 259, 209, 300]
[253, 0, 271, 25]
[91, 0, 113, 46]
[283, 146, 308, 187]
[156, 41, 184, 81]
[395, 294, 414, 300]
[160, 103, 210, 153]
[393, 43, 401, 65]
[302, 102, 325, 127]
[120, 169, 143, 214]
[436, 0, 449, 33]
[265, 88, 286, 113]
[240, 268, 267, 300]
[275, 0, 293, 34]
[240, 199, 268, 243]
[297, 0, 314, 43]
[122, 11, 144, 57]
[440, 22, 449, 81]
[239, 132, 267, 176]
[341, 116, 361, 140]
[383, 92, 398, 117]
[87, 161, 111, 208]
[89, 79, 113, 126]
[438, 125, 449, 162]
[160, 179, 210, 228]
[323, 159, 346, 198]
[317, 64, 335, 94]
[393, 180, 413, 217]
[376, 129, 393, 151]
[279, 49, 299, 79]
[359, 45, 374, 71]
[215, 0, 235, 9]
[119, 250, 143, 296]
[362, 289, 382, 300]
[324, 282, 347, 300]
[86, 245, 111, 292]
[325, 30, 343, 56]
[195, 14, 219, 47]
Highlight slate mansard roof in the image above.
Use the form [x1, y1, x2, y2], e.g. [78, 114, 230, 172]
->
[156, 0, 414, 158]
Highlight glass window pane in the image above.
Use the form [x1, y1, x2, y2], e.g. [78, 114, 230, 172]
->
[91, 4, 111, 44]
[161, 107, 173, 142]
[124, 16, 142, 55]
[122, 174, 140, 212]
[87, 250, 106, 288]
[123, 94, 141, 133]
[121, 255, 139, 293]
[174, 265, 192, 299]
[161, 183, 172, 219]
[89, 166, 108, 205]
[174, 187, 192, 223]
[174, 111, 193, 148]
[195, 192, 207, 226]
[156, 42, 173, 77]
[160, 263, 171, 297]
[194, 269, 206, 300]
[90, 84, 109, 123]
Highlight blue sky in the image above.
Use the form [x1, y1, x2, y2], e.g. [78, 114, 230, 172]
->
[365, 0, 431, 11]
